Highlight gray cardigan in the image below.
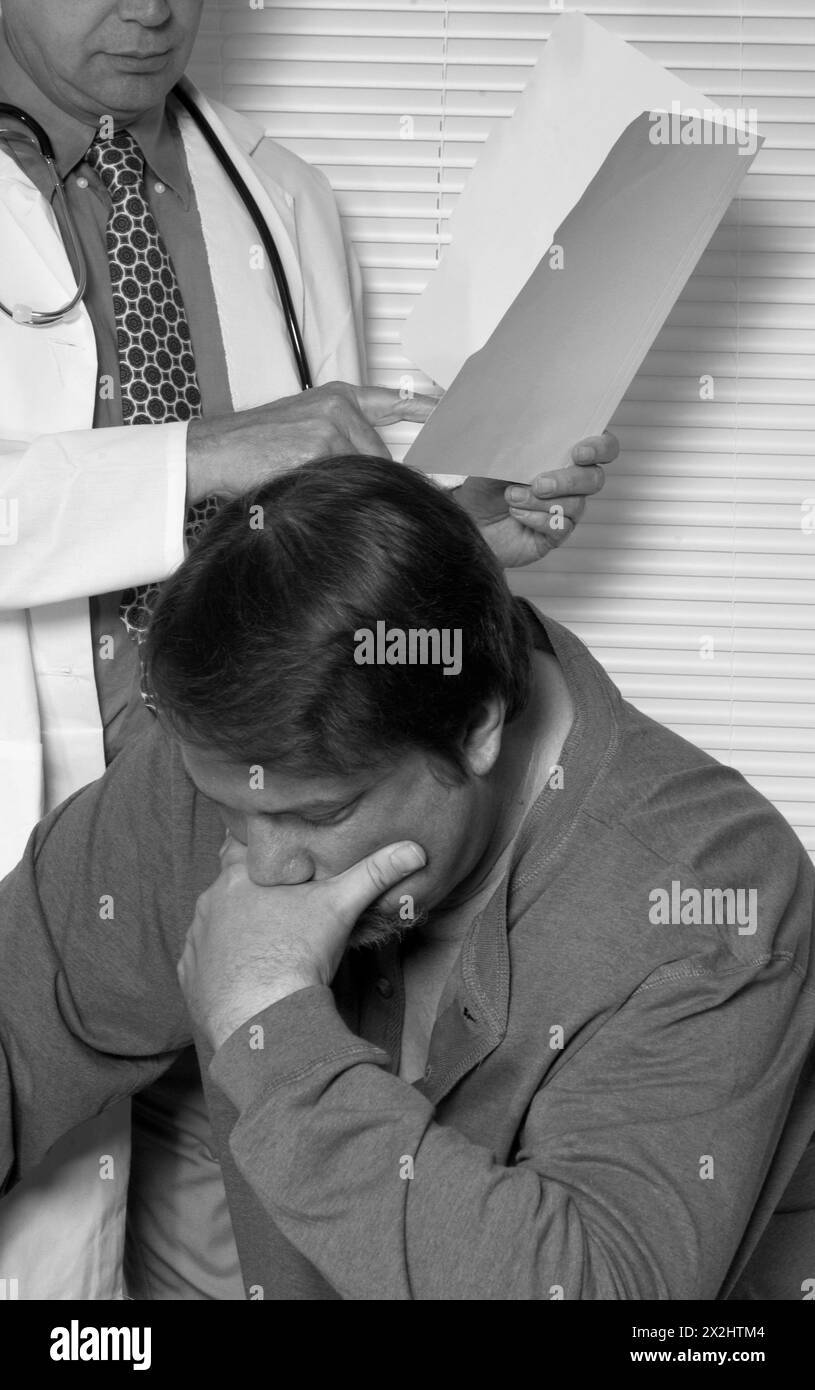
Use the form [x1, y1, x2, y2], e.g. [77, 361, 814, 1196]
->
[2, 612, 813, 1298]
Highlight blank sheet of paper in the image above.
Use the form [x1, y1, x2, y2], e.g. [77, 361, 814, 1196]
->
[402, 9, 753, 390]
[405, 111, 758, 484]
[402, 10, 760, 484]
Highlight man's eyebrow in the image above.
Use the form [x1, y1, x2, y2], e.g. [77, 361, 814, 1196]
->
[260, 764, 392, 816]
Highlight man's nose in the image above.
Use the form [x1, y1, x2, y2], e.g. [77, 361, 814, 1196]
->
[245, 818, 315, 886]
[119, 1, 173, 26]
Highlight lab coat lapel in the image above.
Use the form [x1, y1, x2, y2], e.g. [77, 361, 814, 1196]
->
[174, 80, 304, 409]
[0, 147, 93, 343]
[0, 146, 96, 435]
[0, 152, 99, 877]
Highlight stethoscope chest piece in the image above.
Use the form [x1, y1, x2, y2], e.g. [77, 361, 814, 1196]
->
[0, 102, 88, 326]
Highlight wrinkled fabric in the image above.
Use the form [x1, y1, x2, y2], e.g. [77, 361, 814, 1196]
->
[1, 612, 814, 1299]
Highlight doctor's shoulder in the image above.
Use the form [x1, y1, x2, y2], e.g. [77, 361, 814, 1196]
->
[205, 95, 337, 211]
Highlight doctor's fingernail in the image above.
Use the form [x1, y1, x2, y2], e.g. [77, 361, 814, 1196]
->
[390, 844, 426, 874]
[506, 486, 527, 503]
[576, 446, 596, 462]
[536, 477, 557, 495]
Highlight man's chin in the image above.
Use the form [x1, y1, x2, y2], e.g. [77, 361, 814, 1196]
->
[349, 904, 429, 951]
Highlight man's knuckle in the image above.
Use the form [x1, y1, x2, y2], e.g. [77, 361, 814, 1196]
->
[314, 418, 339, 449]
[331, 382, 355, 408]
[322, 393, 341, 423]
[366, 858, 389, 894]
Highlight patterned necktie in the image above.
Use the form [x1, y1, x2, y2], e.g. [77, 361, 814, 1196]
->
[86, 129, 220, 653]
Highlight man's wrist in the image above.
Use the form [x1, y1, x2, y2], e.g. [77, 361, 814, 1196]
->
[186, 416, 225, 504]
[208, 973, 320, 1051]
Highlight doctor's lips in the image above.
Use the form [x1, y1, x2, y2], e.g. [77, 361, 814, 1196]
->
[108, 49, 174, 68]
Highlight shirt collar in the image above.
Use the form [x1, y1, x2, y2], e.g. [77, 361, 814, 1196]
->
[125, 102, 189, 200]
[0, 21, 188, 198]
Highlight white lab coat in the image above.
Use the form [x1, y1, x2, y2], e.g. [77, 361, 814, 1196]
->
[0, 77, 365, 875]
[0, 78, 365, 1297]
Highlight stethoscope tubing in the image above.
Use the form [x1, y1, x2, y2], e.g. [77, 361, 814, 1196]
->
[0, 101, 56, 159]
[0, 101, 88, 324]
[0, 92, 313, 389]
[172, 83, 312, 391]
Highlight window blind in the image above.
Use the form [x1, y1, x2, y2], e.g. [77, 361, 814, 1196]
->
[190, 0, 815, 858]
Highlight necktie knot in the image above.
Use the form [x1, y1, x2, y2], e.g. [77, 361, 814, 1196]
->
[86, 130, 144, 198]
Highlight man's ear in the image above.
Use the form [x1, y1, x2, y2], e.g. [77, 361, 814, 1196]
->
[460, 696, 506, 778]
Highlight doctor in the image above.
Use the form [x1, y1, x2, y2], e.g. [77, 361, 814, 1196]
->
[0, 0, 616, 1301]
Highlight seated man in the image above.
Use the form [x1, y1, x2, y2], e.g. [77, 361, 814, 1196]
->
[1, 454, 813, 1300]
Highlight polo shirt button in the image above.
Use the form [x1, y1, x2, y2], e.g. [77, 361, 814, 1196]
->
[424, 1063, 433, 1079]
[75, 176, 89, 190]
[376, 977, 393, 999]
[154, 181, 166, 194]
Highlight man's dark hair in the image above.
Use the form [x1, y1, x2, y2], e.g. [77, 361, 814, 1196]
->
[145, 455, 533, 779]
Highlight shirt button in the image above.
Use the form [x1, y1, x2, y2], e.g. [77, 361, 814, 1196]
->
[375, 977, 393, 999]
[154, 181, 166, 194]
[75, 175, 89, 190]
[424, 1063, 433, 1079]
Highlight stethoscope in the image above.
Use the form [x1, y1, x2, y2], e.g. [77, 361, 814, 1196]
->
[0, 84, 313, 390]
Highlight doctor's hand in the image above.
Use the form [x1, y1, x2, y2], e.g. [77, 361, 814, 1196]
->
[455, 432, 618, 570]
[186, 381, 439, 503]
[178, 834, 426, 1052]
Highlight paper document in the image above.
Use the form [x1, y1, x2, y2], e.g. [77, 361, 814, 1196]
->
[403, 11, 760, 484]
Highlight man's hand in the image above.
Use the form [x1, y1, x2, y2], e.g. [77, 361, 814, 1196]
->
[178, 835, 426, 1051]
[455, 432, 619, 569]
[186, 382, 439, 503]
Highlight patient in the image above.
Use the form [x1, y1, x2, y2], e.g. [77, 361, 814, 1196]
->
[1, 455, 813, 1300]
